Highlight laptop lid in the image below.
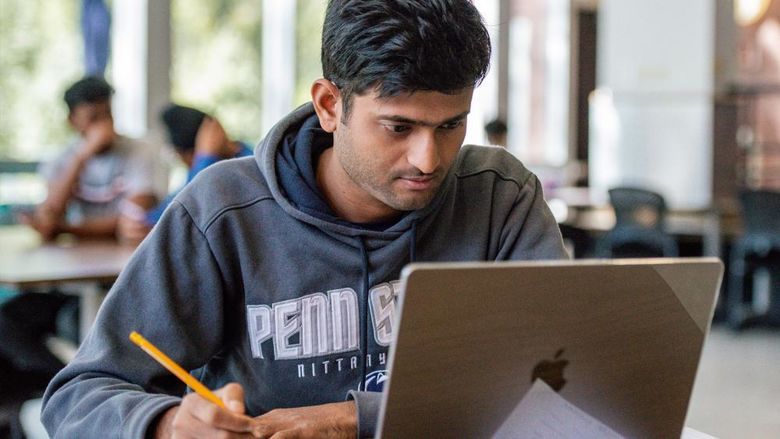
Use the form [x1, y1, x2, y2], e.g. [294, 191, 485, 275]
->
[376, 258, 723, 438]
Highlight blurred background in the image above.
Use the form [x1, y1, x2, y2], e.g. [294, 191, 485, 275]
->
[1, 0, 778, 437]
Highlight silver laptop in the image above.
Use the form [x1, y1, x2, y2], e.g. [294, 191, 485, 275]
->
[376, 258, 723, 438]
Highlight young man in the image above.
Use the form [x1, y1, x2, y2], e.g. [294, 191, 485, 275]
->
[118, 104, 253, 242]
[42, 1, 566, 438]
[25, 76, 167, 241]
[159, 104, 254, 187]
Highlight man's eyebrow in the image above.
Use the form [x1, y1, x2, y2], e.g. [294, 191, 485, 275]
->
[377, 111, 470, 127]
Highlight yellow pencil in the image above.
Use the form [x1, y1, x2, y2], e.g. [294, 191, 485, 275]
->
[129, 331, 226, 409]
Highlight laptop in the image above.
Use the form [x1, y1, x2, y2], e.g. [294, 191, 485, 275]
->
[376, 258, 723, 438]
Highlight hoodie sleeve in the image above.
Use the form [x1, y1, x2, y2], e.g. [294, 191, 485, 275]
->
[498, 174, 569, 261]
[346, 390, 382, 438]
[41, 202, 231, 439]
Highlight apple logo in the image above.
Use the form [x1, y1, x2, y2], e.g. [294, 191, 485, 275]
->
[531, 348, 569, 391]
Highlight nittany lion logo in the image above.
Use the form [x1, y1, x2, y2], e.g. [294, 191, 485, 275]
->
[361, 370, 388, 392]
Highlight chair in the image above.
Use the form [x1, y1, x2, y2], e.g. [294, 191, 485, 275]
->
[727, 190, 780, 328]
[595, 187, 678, 258]
[558, 223, 594, 259]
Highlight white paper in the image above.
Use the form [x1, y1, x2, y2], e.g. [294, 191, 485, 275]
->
[493, 379, 625, 439]
[681, 427, 718, 439]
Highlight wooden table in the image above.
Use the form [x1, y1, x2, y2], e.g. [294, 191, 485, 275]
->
[0, 225, 135, 339]
[547, 188, 741, 258]
[567, 207, 726, 257]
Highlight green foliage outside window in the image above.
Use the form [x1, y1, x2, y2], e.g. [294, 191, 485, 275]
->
[295, 0, 326, 106]
[171, 0, 263, 145]
[0, 0, 81, 160]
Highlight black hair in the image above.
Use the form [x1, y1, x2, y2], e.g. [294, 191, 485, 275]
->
[321, 0, 491, 117]
[485, 118, 507, 136]
[160, 104, 207, 153]
[63, 76, 114, 112]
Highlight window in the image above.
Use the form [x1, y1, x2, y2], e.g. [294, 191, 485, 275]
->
[294, 0, 327, 106]
[0, 0, 81, 161]
[170, 0, 263, 145]
[507, 0, 570, 167]
[1, 0, 81, 208]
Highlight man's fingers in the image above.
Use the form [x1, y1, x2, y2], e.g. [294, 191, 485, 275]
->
[195, 117, 229, 155]
[216, 382, 246, 414]
[251, 401, 357, 439]
[195, 118, 218, 142]
[249, 423, 274, 439]
[183, 392, 256, 433]
[268, 430, 299, 439]
[172, 401, 256, 439]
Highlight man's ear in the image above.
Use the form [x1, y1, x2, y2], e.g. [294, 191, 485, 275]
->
[311, 79, 341, 133]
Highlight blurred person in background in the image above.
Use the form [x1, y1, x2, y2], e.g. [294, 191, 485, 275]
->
[23, 76, 167, 241]
[484, 118, 507, 147]
[1, 76, 166, 437]
[117, 104, 253, 242]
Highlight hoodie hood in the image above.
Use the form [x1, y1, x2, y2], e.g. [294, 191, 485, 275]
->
[275, 111, 337, 221]
[255, 103, 454, 245]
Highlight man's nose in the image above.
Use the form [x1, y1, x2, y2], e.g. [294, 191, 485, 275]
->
[406, 130, 440, 174]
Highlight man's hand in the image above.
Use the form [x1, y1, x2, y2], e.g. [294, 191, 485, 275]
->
[153, 383, 257, 439]
[252, 401, 357, 439]
[116, 197, 156, 245]
[80, 118, 115, 158]
[152, 382, 357, 439]
[35, 118, 115, 226]
[117, 214, 152, 245]
[195, 117, 230, 157]
[20, 207, 61, 241]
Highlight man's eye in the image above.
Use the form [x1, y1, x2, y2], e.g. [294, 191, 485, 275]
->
[440, 120, 463, 130]
[387, 125, 410, 133]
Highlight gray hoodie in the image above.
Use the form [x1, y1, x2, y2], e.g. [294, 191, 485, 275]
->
[41, 103, 567, 438]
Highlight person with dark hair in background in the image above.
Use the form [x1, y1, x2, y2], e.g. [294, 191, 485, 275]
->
[24, 76, 167, 241]
[0, 76, 165, 437]
[117, 104, 253, 242]
[485, 118, 508, 147]
[42, 2, 566, 438]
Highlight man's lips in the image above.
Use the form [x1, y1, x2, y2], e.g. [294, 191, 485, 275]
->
[398, 175, 436, 190]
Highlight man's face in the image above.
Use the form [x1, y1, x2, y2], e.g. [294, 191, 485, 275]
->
[330, 88, 473, 219]
[68, 100, 113, 136]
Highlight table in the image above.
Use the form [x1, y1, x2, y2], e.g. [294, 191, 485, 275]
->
[0, 225, 135, 339]
[547, 187, 742, 258]
[567, 207, 725, 257]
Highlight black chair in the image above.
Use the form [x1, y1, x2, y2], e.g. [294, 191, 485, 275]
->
[727, 190, 780, 328]
[595, 187, 678, 258]
[558, 223, 594, 259]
